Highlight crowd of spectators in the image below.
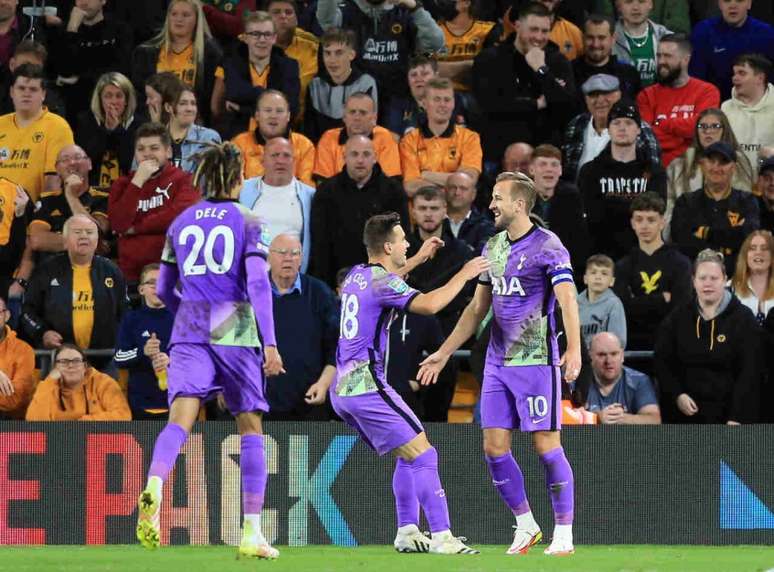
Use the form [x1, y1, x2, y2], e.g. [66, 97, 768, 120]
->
[0, 0, 771, 425]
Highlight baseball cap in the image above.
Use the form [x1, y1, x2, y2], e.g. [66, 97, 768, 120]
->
[582, 74, 620, 95]
[759, 156, 774, 175]
[703, 141, 737, 163]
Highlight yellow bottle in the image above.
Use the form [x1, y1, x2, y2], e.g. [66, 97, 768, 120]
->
[155, 368, 168, 391]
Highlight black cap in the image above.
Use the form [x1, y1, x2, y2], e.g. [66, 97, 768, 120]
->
[760, 156, 774, 175]
[607, 100, 641, 126]
[703, 141, 737, 163]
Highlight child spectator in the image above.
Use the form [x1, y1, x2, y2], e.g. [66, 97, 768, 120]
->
[578, 254, 627, 349]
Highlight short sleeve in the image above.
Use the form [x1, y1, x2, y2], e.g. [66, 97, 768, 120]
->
[373, 271, 419, 311]
[243, 211, 270, 260]
[542, 234, 574, 287]
[632, 373, 659, 413]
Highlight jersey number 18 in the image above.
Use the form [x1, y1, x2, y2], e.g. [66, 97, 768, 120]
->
[179, 224, 235, 276]
[340, 293, 359, 339]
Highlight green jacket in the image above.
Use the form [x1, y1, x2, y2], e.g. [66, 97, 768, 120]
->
[593, 0, 690, 34]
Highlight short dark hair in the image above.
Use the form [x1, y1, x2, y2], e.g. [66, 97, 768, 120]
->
[630, 192, 666, 216]
[408, 54, 438, 73]
[734, 53, 772, 84]
[266, 0, 298, 13]
[54, 343, 88, 365]
[13, 40, 47, 63]
[532, 144, 562, 162]
[320, 27, 357, 49]
[518, 1, 552, 21]
[135, 122, 172, 148]
[414, 185, 446, 203]
[660, 33, 692, 54]
[363, 212, 402, 256]
[583, 13, 615, 35]
[11, 63, 46, 89]
[586, 254, 614, 272]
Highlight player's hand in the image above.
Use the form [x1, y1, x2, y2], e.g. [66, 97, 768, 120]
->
[13, 185, 28, 217]
[598, 404, 624, 425]
[304, 380, 328, 405]
[0, 371, 14, 396]
[132, 160, 160, 188]
[263, 345, 286, 376]
[417, 236, 444, 264]
[525, 46, 546, 72]
[417, 350, 450, 386]
[559, 347, 582, 382]
[461, 256, 490, 280]
[676, 393, 699, 416]
[143, 333, 161, 357]
[151, 352, 169, 371]
[42, 330, 63, 350]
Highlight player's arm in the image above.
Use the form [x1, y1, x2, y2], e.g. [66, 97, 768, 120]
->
[554, 280, 581, 382]
[416, 282, 492, 385]
[157, 261, 181, 314]
[245, 254, 285, 376]
[409, 256, 489, 315]
[397, 236, 444, 277]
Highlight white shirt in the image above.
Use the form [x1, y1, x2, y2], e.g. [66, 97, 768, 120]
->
[253, 178, 303, 242]
[447, 211, 471, 238]
[578, 119, 610, 174]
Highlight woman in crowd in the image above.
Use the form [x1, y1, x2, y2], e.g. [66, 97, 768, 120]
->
[26, 344, 131, 421]
[665, 108, 753, 234]
[163, 81, 221, 174]
[132, 0, 222, 124]
[144, 72, 186, 124]
[75, 73, 139, 190]
[655, 249, 761, 424]
[729, 230, 774, 325]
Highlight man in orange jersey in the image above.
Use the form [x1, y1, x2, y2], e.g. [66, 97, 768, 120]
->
[399, 77, 482, 196]
[314, 92, 401, 183]
[231, 89, 315, 185]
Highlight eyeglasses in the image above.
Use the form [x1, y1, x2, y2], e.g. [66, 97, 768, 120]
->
[140, 279, 157, 286]
[698, 123, 723, 131]
[56, 358, 85, 367]
[243, 31, 275, 39]
[270, 248, 302, 258]
[56, 155, 89, 164]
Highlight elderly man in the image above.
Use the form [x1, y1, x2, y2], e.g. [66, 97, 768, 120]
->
[29, 144, 110, 255]
[563, 74, 660, 183]
[265, 233, 338, 420]
[502, 142, 534, 175]
[21, 215, 127, 369]
[444, 172, 494, 256]
[314, 92, 401, 181]
[671, 141, 760, 274]
[310, 135, 408, 287]
[399, 77, 482, 197]
[240, 137, 316, 273]
[587, 332, 661, 424]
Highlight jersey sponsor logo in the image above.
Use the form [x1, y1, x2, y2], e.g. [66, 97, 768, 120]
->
[362, 39, 400, 63]
[639, 270, 661, 294]
[155, 182, 172, 201]
[491, 275, 526, 297]
[516, 254, 527, 271]
[0, 148, 31, 162]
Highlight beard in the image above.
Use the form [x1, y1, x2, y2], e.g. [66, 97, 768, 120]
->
[657, 65, 682, 86]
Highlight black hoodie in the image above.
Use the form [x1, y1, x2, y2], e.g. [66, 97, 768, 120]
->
[614, 244, 693, 350]
[654, 292, 762, 424]
[578, 145, 667, 260]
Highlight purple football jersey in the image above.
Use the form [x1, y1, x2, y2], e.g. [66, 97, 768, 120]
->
[479, 226, 574, 367]
[334, 264, 419, 396]
[161, 200, 270, 347]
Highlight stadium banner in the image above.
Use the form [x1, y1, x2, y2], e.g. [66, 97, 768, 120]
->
[2, 422, 774, 546]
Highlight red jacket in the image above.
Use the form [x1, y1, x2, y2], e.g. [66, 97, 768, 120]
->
[637, 78, 720, 167]
[108, 163, 200, 281]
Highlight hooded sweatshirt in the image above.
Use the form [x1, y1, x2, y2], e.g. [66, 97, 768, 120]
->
[578, 288, 627, 349]
[577, 145, 667, 259]
[722, 84, 774, 179]
[614, 244, 693, 350]
[0, 326, 35, 419]
[655, 291, 762, 423]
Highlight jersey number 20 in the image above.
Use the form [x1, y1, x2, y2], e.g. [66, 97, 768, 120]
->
[179, 224, 235, 276]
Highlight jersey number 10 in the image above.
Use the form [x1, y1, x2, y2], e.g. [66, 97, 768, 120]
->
[179, 224, 235, 276]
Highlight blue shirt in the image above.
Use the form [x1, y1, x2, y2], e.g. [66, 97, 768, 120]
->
[586, 366, 658, 414]
[271, 274, 302, 297]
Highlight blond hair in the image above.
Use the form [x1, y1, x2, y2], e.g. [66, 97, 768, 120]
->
[495, 171, 537, 212]
[731, 230, 774, 299]
[90, 72, 137, 128]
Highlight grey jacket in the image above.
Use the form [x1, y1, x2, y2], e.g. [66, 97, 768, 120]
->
[578, 288, 628, 349]
[612, 19, 672, 67]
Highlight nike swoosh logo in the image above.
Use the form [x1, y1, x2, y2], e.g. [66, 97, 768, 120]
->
[714, 47, 726, 53]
